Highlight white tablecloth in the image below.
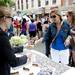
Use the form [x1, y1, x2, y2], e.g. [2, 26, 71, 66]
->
[11, 49, 71, 75]
[61, 68, 75, 75]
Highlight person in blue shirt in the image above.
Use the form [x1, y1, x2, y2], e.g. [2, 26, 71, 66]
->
[29, 19, 37, 39]
[45, 11, 70, 64]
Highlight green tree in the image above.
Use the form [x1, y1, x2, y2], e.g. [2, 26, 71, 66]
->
[0, 0, 15, 7]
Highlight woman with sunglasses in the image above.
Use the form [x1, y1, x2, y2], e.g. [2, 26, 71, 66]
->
[0, 6, 28, 75]
[45, 11, 70, 64]
[66, 11, 75, 66]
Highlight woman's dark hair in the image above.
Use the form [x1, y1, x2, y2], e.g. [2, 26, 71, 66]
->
[67, 11, 75, 25]
[56, 14, 62, 21]
[44, 21, 48, 24]
[23, 18, 26, 23]
[11, 18, 14, 21]
[31, 19, 34, 23]
[22, 18, 26, 26]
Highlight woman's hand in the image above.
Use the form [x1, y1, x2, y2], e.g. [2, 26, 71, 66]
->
[64, 36, 72, 47]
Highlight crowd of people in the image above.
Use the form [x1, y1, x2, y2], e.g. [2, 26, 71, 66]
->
[5, 9, 75, 67]
[6, 15, 51, 47]
[0, 5, 50, 75]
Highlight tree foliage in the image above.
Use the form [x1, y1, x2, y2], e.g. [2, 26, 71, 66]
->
[0, 0, 15, 7]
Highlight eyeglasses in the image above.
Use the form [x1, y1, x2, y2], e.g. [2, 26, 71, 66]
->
[50, 15, 56, 18]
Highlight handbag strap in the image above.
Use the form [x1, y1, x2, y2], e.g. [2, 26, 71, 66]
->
[50, 21, 63, 46]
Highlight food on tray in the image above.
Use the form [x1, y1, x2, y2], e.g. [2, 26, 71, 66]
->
[23, 67, 30, 71]
[32, 64, 38, 67]
[29, 72, 34, 75]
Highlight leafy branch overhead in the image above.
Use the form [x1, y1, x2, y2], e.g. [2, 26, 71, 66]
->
[0, 0, 15, 7]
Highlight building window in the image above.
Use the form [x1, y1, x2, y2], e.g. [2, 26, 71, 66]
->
[45, 0, 49, 5]
[21, 0, 23, 10]
[26, 0, 28, 9]
[38, 0, 41, 7]
[31, 0, 34, 7]
[52, 0, 56, 4]
[18, 0, 20, 9]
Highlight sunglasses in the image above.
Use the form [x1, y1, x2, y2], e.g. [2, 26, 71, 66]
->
[0, 16, 12, 19]
[50, 15, 56, 18]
